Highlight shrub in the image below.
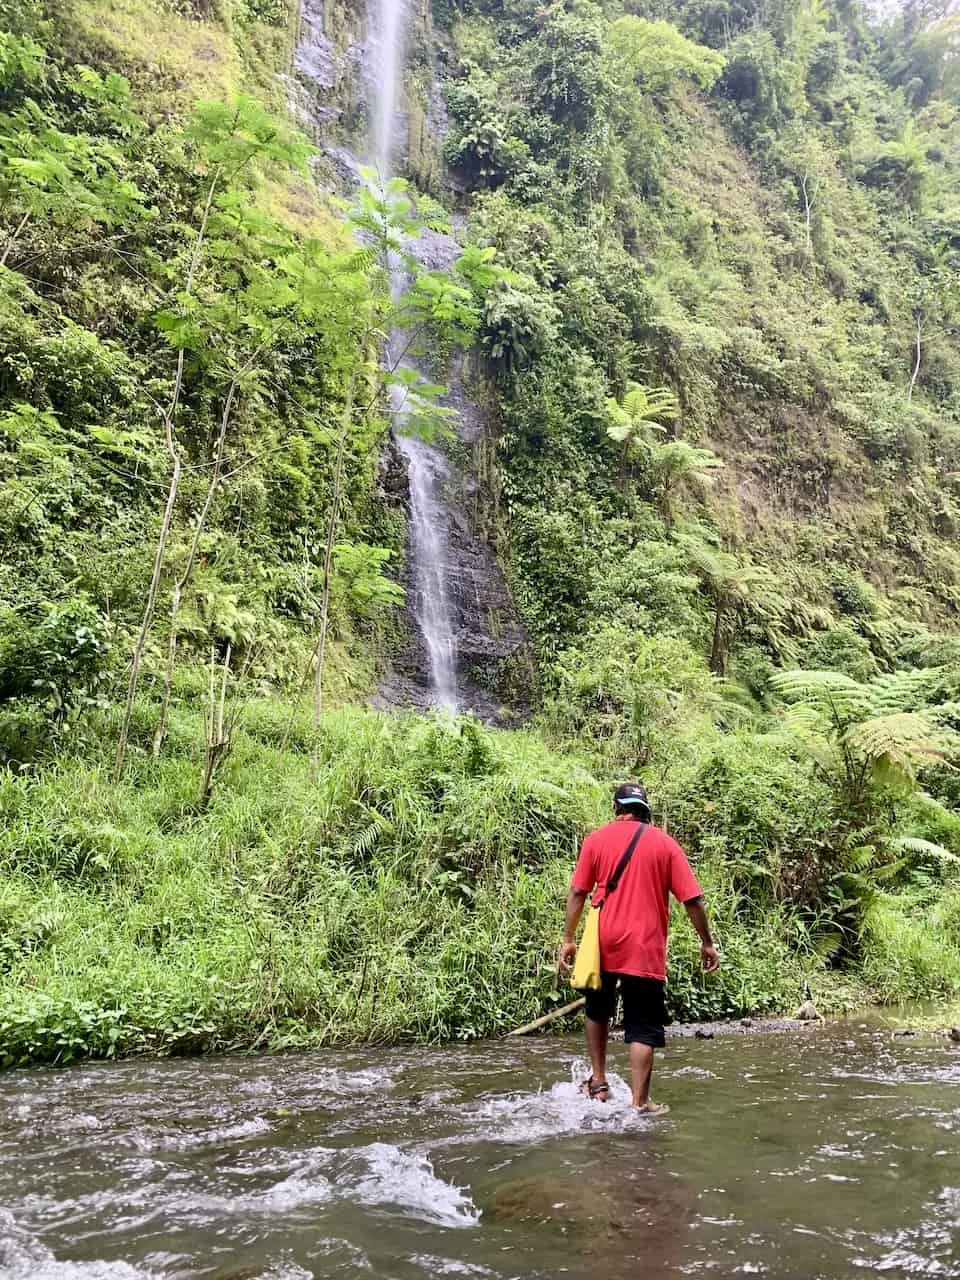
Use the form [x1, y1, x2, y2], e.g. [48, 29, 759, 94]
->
[0, 596, 110, 727]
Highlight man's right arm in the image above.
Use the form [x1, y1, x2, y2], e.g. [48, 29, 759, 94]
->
[683, 896, 720, 971]
[559, 888, 588, 971]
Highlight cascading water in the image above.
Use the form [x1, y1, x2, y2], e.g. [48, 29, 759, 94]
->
[371, 0, 459, 710]
[393, 434, 458, 707]
[371, 0, 403, 173]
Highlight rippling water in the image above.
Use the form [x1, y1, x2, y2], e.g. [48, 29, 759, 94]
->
[1, 1022, 958, 1278]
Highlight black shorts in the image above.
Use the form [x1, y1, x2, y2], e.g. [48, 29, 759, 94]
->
[584, 973, 667, 1048]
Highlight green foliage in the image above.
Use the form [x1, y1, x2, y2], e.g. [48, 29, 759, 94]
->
[607, 16, 725, 92]
[0, 30, 44, 90]
[0, 597, 109, 727]
[481, 276, 559, 372]
[860, 896, 960, 1003]
[771, 665, 959, 791]
[3, 0, 960, 1068]
[0, 707, 605, 1063]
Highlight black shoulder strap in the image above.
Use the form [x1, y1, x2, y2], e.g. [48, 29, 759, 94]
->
[598, 823, 647, 906]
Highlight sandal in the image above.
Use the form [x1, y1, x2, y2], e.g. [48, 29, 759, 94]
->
[580, 1075, 610, 1102]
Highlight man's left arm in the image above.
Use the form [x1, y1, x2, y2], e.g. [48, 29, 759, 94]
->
[669, 840, 720, 973]
[683, 896, 720, 972]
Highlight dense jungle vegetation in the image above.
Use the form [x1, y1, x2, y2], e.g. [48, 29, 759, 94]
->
[1, 0, 960, 1065]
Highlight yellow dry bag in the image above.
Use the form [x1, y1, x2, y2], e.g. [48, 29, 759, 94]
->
[571, 905, 603, 991]
[570, 822, 647, 994]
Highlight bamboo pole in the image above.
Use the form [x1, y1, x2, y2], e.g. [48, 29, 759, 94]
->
[506, 998, 585, 1037]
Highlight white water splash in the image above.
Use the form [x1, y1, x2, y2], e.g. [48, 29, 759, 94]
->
[0, 1211, 153, 1280]
[437, 1066, 660, 1147]
[147, 1115, 272, 1152]
[253, 1266, 315, 1280]
[349, 1142, 480, 1227]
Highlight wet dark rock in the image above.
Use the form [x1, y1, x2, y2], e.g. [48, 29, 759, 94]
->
[489, 1172, 695, 1270]
[948, 1026, 960, 1042]
[667, 1017, 818, 1040]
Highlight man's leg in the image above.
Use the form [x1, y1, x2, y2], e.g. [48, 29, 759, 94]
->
[586, 1012, 609, 1086]
[621, 977, 668, 1112]
[581, 974, 617, 1098]
[629, 1041, 654, 1107]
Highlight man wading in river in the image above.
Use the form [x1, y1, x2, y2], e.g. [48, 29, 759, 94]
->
[559, 782, 719, 1113]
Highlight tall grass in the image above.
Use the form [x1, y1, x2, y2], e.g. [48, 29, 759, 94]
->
[860, 895, 960, 1004]
[0, 703, 606, 1063]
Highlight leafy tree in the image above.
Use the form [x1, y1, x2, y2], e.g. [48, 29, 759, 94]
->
[114, 96, 315, 774]
[481, 277, 559, 374]
[530, 2, 613, 131]
[605, 382, 722, 517]
[607, 16, 725, 93]
[0, 597, 109, 726]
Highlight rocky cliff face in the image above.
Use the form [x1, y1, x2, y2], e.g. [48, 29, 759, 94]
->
[293, 0, 534, 719]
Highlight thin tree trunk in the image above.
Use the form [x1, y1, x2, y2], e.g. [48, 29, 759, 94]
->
[199, 642, 231, 808]
[908, 313, 922, 402]
[311, 366, 357, 770]
[153, 377, 239, 756]
[114, 167, 221, 778]
[0, 211, 30, 268]
[801, 172, 817, 258]
[217, 641, 231, 742]
[114, 436, 182, 777]
[709, 598, 727, 676]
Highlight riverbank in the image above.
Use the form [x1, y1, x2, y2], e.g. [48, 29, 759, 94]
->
[3, 701, 960, 1069]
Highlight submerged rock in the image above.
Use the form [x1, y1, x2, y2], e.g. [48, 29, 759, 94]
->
[489, 1170, 695, 1277]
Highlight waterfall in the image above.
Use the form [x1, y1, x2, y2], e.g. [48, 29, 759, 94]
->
[394, 435, 458, 707]
[371, 0, 459, 710]
[372, 0, 403, 175]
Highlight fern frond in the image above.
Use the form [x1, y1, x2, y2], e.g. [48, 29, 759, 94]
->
[868, 667, 943, 715]
[771, 668, 873, 720]
[350, 808, 394, 860]
[680, 539, 724, 584]
[344, 247, 378, 274]
[844, 844, 880, 873]
[844, 712, 951, 781]
[811, 927, 844, 959]
[891, 835, 960, 864]
[780, 703, 823, 735]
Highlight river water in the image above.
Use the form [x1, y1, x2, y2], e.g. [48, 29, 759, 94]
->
[2, 1022, 958, 1279]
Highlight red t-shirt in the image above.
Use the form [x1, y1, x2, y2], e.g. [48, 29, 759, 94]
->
[571, 820, 702, 981]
